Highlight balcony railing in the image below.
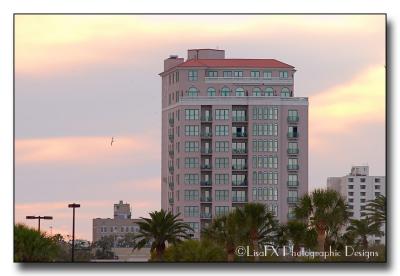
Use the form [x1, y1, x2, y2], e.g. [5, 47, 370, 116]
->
[232, 148, 247, 154]
[204, 76, 294, 85]
[169, 118, 174, 126]
[200, 196, 212, 202]
[168, 165, 174, 173]
[287, 116, 299, 123]
[232, 132, 247, 138]
[287, 197, 299, 204]
[287, 132, 299, 138]
[168, 198, 174, 204]
[168, 134, 174, 141]
[168, 149, 174, 156]
[232, 116, 247, 122]
[232, 196, 248, 203]
[201, 132, 212, 138]
[201, 115, 212, 122]
[287, 181, 299, 187]
[287, 148, 299, 154]
[232, 165, 247, 170]
[232, 181, 248, 187]
[201, 148, 212, 154]
[168, 181, 174, 189]
[200, 212, 212, 219]
[201, 164, 212, 170]
[287, 164, 299, 170]
[200, 180, 212, 186]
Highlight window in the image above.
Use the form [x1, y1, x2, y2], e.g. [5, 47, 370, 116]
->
[215, 109, 229, 120]
[235, 87, 245, 96]
[375, 192, 381, 197]
[348, 192, 354, 196]
[360, 185, 366, 189]
[233, 71, 243, 77]
[251, 71, 260, 78]
[288, 158, 298, 169]
[232, 142, 246, 153]
[215, 206, 229, 216]
[206, 71, 218, 77]
[360, 178, 366, 183]
[185, 141, 199, 152]
[288, 174, 298, 187]
[252, 87, 262, 96]
[215, 190, 229, 201]
[232, 174, 246, 185]
[185, 109, 199, 120]
[232, 110, 246, 121]
[188, 70, 198, 81]
[215, 141, 229, 152]
[215, 174, 229, 185]
[215, 125, 229, 136]
[187, 222, 199, 233]
[232, 190, 247, 202]
[185, 158, 199, 168]
[188, 87, 199, 96]
[348, 198, 354, 203]
[184, 206, 199, 217]
[185, 125, 199, 136]
[375, 178, 381, 183]
[288, 110, 299, 121]
[375, 185, 380, 190]
[267, 205, 278, 217]
[348, 185, 354, 189]
[360, 192, 366, 196]
[281, 87, 290, 97]
[288, 190, 298, 202]
[348, 178, 354, 182]
[184, 190, 199, 201]
[184, 174, 199, 185]
[288, 126, 298, 137]
[207, 87, 216, 96]
[265, 87, 274, 96]
[279, 71, 289, 78]
[232, 158, 246, 170]
[215, 158, 229, 169]
[221, 87, 231, 96]
[223, 71, 232, 77]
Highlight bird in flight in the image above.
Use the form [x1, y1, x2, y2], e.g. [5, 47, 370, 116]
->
[111, 137, 115, 146]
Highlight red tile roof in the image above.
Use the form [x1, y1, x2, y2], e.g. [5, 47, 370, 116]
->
[177, 59, 294, 69]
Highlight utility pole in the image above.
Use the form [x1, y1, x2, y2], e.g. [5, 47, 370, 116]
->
[68, 203, 80, 262]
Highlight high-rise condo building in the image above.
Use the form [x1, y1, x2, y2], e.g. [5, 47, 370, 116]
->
[327, 166, 386, 244]
[160, 49, 308, 238]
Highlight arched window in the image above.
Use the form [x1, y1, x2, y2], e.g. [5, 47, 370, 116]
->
[221, 87, 231, 96]
[281, 87, 290, 97]
[207, 87, 216, 96]
[265, 87, 274, 96]
[235, 87, 245, 96]
[252, 87, 261, 96]
[188, 87, 199, 97]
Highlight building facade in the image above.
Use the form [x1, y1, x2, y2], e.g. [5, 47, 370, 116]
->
[327, 166, 386, 244]
[160, 49, 309, 238]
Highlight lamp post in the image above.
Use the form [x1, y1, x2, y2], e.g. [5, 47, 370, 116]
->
[26, 216, 53, 232]
[68, 203, 80, 262]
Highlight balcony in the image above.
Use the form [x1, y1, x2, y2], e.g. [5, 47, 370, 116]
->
[287, 132, 299, 139]
[232, 132, 247, 138]
[168, 165, 174, 174]
[168, 181, 174, 190]
[200, 196, 212, 203]
[201, 132, 212, 138]
[168, 198, 174, 204]
[201, 115, 212, 122]
[287, 181, 299, 187]
[287, 197, 299, 204]
[201, 164, 212, 170]
[168, 149, 174, 156]
[232, 165, 247, 171]
[232, 181, 248, 187]
[169, 118, 174, 126]
[201, 148, 212, 155]
[200, 180, 212, 187]
[200, 212, 212, 219]
[232, 148, 247, 155]
[232, 116, 247, 122]
[287, 116, 299, 123]
[204, 76, 293, 85]
[287, 148, 299, 154]
[287, 164, 299, 171]
[168, 134, 174, 142]
[232, 196, 248, 203]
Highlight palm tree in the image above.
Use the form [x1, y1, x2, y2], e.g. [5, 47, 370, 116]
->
[294, 189, 349, 252]
[14, 224, 60, 262]
[163, 239, 226, 262]
[134, 210, 193, 261]
[286, 221, 317, 252]
[238, 203, 277, 261]
[346, 217, 383, 249]
[365, 195, 386, 226]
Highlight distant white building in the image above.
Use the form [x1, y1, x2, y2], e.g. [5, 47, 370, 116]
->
[327, 166, 385, 245]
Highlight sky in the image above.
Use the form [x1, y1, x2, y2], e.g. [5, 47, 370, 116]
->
[14, 14, 385, 240]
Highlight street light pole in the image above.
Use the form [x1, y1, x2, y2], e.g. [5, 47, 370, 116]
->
[26, 216, 53, 232]
[68, 203, 80, 262]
